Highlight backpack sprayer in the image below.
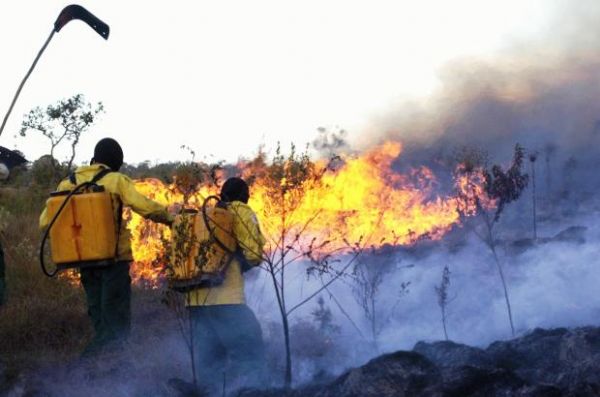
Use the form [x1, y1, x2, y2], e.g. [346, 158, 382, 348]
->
[40, 169, 122, 277]
[168, 196, 238, 291]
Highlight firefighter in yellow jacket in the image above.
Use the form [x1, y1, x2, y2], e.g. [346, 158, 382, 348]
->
[187, 177, 266, 394]
[40, 138, 173, 354]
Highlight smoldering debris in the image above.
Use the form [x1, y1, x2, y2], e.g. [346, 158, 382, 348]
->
[238, 327, 600, 397]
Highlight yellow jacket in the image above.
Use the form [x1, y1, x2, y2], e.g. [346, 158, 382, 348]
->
[39, 163, 173, 261]
[187, 201, 266, 306]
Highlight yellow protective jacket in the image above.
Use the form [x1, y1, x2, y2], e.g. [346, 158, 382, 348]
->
[187, 201, 266, 306]
[39, 163, 173, 261]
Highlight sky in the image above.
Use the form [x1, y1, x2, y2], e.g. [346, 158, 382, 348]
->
[0, 1, 553, 165]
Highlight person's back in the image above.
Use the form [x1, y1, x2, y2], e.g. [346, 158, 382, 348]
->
[39, 137, 172, 355]
[40, 162, 172, 260]
[186, 199, 265, 306]
[185, 177, 267, 394]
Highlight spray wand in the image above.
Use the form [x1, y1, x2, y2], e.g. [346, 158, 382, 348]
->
[0, 4, 109, 138]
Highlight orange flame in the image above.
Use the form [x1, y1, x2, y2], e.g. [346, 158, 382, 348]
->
[123, 142, 493, 287]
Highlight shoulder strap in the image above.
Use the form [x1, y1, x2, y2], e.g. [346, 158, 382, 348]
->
[90, 168, 113, 185]
[91, 167, 122, 261]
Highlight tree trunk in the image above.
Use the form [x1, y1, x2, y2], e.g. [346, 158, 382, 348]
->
[282, 313, 292, 388]
[267, 260, 293, 388]
[370, 297, 378, 352]
[492, 246, 515, 336]
[483, 212, 515, 337]
[442, 306, 449, 341]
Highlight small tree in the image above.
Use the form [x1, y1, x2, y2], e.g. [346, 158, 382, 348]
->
[455, 144, 528, 336]
[20, 94, 103, 179]
[348, 255, 411, 351]
[434, 264, 452, 341]
[248, 143, 362, 388]
[30, 155, 62, 187]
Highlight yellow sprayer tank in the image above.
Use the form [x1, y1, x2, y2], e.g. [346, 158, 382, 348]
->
[46, 189, 117, 266]
[169, 205, 237, 290]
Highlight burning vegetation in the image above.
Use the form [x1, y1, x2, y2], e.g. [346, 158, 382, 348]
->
[124, 141, 493, 287]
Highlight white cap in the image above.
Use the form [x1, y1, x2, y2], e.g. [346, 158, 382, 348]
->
[0, 163, 9, 181]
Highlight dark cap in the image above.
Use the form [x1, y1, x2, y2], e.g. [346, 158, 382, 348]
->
[220, 177, 249, 204]
[93, 138, 123, 171]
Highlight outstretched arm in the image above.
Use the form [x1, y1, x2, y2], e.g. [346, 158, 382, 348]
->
[118, 175, 173, 225]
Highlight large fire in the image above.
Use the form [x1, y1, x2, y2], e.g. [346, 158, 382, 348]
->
[123, 141, 492, 287]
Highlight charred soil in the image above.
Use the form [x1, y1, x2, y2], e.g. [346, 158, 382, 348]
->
[238, 327, 600, 397]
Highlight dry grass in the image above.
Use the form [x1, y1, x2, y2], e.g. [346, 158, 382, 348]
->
[0, 188, 90, 384]
[0, 187, 186, 394]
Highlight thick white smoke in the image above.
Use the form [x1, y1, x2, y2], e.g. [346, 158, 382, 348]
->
[354, 0, 600, 173]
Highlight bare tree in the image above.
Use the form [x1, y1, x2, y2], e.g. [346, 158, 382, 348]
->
[434, 264, 452, 341]
[19, 94, 103, 179]
[455, 144, 528, 337]
[350, 260, 386, 351]
[349, 257, 410, 351]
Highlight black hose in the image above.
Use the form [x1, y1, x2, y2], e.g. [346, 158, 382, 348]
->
[39, 182, 93, 277]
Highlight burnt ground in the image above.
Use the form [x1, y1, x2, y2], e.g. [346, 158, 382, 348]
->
[6, 325, 600, 396]
[237, 327, 600, 397]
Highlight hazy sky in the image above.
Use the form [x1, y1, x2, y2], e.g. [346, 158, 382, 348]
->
[0, 1, 551, 165]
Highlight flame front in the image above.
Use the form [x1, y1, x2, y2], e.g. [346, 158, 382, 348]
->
[126, 141, 492, 287]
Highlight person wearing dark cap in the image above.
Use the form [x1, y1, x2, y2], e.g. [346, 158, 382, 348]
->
[185, 177, 266, 394]
[40, 137, 173, 354]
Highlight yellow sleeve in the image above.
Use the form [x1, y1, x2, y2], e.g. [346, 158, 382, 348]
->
[39, 208, 49, 230]
[232, 205, 266, 265]
[117, 174, 173, 225]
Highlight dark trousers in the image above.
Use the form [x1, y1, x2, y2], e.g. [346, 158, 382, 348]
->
[0, 243, 5, 306]
[80, 261, 131, 354]
[189, 304, 266, 394]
